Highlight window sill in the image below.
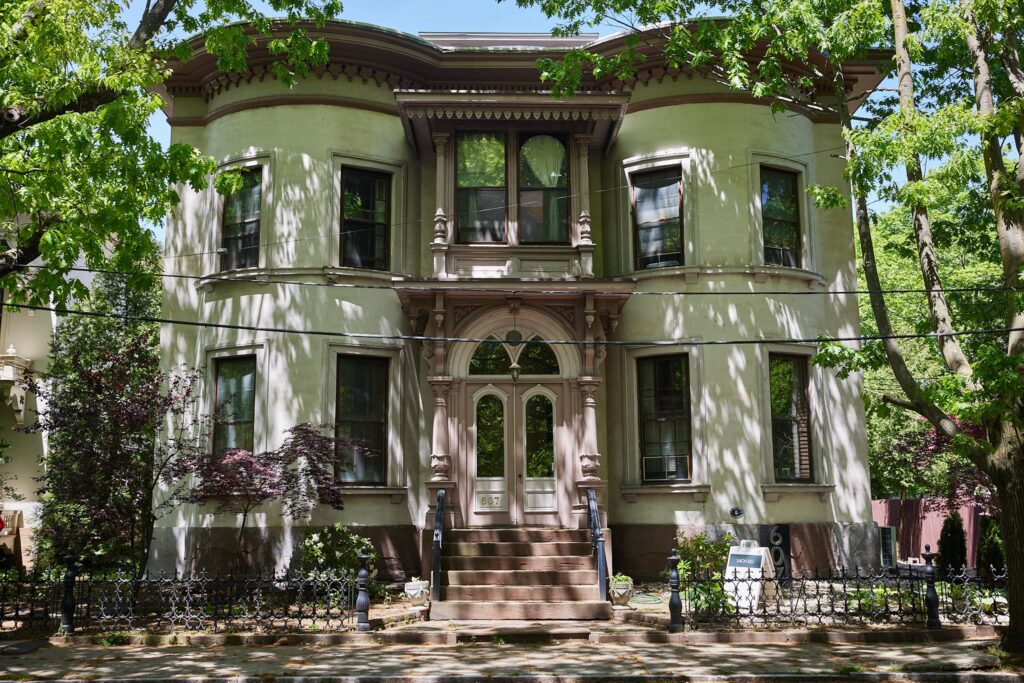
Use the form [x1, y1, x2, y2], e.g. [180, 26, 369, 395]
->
[620, 483, 710, 503]
[624, 265, 826, 288]
[195, 266, 399, 292]
[339, 485, 407, 504]
[761, 483, 834, 502]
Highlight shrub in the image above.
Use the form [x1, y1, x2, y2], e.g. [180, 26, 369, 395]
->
[976, 516, 1005, 577]
[937, 512, 968, 577]
[298, 523, 377, 577]
[675, 532, 735, 618]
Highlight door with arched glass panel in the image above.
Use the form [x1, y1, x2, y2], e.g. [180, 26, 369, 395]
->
[464, 337, 564, 526]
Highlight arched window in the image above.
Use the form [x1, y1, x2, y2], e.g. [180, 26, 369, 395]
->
[519, 338, 559, 375]
[469, 337, 512, 375]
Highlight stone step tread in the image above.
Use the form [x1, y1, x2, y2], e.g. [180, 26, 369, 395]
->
[445, 541, 593, 557]
[442, 585, 601, 601]
[443, 555, 594, 571]
[447, 529, 590, 542]
[429, 600, 613, 621]
[445, 570, 597, 586]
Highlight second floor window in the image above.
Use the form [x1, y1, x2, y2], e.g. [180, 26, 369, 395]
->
[760, 166, 801, 268]
[632, 168, 683, 270]
[336, 354, 388, 485]
[518, 134, 568, 243]
[221, 166, 261, 271]
[457, 132, 506, 243]
[341, 167, 390, 270]
[638, 355, 692, 482]
[213, 355, 257, 456]
[769, 354, 813, 482]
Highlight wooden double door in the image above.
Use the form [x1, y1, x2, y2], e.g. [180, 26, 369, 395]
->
[460, 381, 568, 527]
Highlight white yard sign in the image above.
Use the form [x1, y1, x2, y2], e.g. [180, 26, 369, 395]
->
[724, 540, 776, 610]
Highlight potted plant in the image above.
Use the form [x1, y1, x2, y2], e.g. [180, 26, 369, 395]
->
[404, 576, 430, 606]
[609, 572, 634, 607]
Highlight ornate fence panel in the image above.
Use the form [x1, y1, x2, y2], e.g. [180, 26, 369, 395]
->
[1, 569, 358, 634]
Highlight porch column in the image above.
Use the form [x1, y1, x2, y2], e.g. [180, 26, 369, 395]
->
[428, 377, 452, 480]
[432, 133, 451, 278]
[574, 134, 594, 278]
[577, 377, 601, 480]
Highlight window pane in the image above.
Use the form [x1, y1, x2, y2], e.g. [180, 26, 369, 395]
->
[769, 354, 812, 481]
[336, 355, 388, 484]
[519, 135, 567, 189]
[341, 168, 390, 271]
[760, 167, 799, 222]
[633, 168, 682, 269]
[476, 395, 505, 478]
[457, 188, 506, 242]
[519, 189, 569, 243]
[469, 338, 512, 375]
[525, 394, 555, 478]
[214, 356, 257, 455]
[637, 355, 691, 482]
[221, 167, 261, 271]
[457, 133, 505, 187]
[519, 339, 559, 375]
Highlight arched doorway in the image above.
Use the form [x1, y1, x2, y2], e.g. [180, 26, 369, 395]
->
[449, 307, 581, 527]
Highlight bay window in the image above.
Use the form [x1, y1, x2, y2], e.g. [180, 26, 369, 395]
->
[335, 354, 388, 485]
[213, 356, 257, 456]
[768, 354, 813, 482]
[220, 166, 261, 271]
[341, 166, 390, 270]
[760, 166, 802, 268]
[631, 167, 683, 269]
[637, 355, 692, 482]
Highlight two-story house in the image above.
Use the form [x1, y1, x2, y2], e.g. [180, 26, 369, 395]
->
[156, 21, 885, 619]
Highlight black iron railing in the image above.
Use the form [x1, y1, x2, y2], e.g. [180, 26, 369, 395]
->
[585, 488, 608, 602]
[1, 565, 363, 634]
[431, 488, 445, 603]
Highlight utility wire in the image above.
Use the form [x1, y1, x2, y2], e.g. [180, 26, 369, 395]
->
[16, 264, 1014, 298]
[7, 302, 1022, 348]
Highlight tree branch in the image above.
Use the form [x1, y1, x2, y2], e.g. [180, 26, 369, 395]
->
[882, 395, 918, 412]
[131, 0, 177, 47]
[0, 224, 46, 279]
[4, 0, 48, 49]
[0, 86, 119, 142]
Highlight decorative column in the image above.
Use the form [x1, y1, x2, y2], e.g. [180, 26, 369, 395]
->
[577, 377, 602, 480]
[574, 134, 595, 278]
[432, 133, 451, 278]
[428, 378, 452, 481]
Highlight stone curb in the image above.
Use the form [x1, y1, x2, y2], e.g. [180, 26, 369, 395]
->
[48, 625, 1000, 648]
[16, 674, 1024, 683]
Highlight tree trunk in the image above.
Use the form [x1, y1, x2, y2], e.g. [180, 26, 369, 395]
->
[990, 432, 1024, 651]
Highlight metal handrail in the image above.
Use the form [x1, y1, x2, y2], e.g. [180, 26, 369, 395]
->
[585, 488, 608, 602]
[431, 488, 445, 603]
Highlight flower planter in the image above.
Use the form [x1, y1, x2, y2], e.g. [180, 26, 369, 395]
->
[609, 579, 634, 607]
[404, 580, 430, 607]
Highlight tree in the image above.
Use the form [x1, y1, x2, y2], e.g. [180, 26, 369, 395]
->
[511, 0, 1024, 651]
[1, 0, 342, 306]
[938, 511, 968, 575]
[164, 423, 349, 569]
[0, 434, 18, 503]
[27, 266, 204, 571]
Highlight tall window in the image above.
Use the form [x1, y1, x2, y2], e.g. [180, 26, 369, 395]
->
[518, 134, 569, 243]
[769, 354, 813, 482]
[220, 166, 262, 271]
[457, 133, 506, 243]
[760, 166, 801, 268]
[336, 355, 388, 484]
[341, 167, 390, 270]
[631, 168, 682, 270]
[213, 356, 257, 456]
[637, 355, 692, 482]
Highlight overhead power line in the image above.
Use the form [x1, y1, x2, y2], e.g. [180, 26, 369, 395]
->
[7, 302, 1022, 348]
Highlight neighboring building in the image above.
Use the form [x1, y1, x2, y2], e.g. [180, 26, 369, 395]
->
[155, 21, 885, 596]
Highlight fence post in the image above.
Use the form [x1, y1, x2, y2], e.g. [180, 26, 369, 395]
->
[668, 548, 683, 633]
[355, 552, 371, 632]
[922, 544, 941, 629]
[59, 555, 77, 635]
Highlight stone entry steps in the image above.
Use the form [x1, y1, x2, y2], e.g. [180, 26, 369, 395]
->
[429, 528, 612, 621]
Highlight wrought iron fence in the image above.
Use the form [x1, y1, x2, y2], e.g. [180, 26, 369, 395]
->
[1, 566, 362, 634]
[666, 561, 1009, 630]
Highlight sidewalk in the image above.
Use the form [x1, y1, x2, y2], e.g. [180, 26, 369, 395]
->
[2, 633, 1022, 682]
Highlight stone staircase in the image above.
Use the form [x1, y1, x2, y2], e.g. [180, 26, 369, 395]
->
[429, 528, 613, 620]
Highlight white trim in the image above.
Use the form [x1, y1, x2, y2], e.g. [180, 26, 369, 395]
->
[619, 149, 696, 275]
[329, 151, 408, 274]
[619, 343, 705, 487]
[749, 151, 816, 274]
[323, 342, 405, 488]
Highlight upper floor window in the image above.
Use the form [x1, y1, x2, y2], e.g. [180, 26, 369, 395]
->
[336, 354, 388, 485]
[631, 168, 682, 270]
[760, 166, 801, 268]
[637, 354, 692, 482]
[213, 355, 257, 456]
[220, 166, 261, 271]
[768, 354, 813, 482]
[341, 167, 390, 271]
[455, 132, 570, 245]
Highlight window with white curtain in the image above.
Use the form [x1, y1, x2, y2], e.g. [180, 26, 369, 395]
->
[518, 134, 569, 243]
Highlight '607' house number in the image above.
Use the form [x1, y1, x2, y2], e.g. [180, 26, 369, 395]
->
[479, 495, 502, 508]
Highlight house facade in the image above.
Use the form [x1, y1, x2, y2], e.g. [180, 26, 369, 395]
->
[155, 22, 884, 582]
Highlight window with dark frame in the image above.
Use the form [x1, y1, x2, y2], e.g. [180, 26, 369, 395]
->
[631, 167, 683, 270]
[213, 356, 257, 457]
[768, 353, 813, 482]
[637, 355, 692, 482]
[518, 134, 569, 244]
[456, 132, 507, 243]
[341, 167, 390, 270]
[220, 166, 262, 271]
[760, 166, 801, 268]
[335, 354, 388, 485]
